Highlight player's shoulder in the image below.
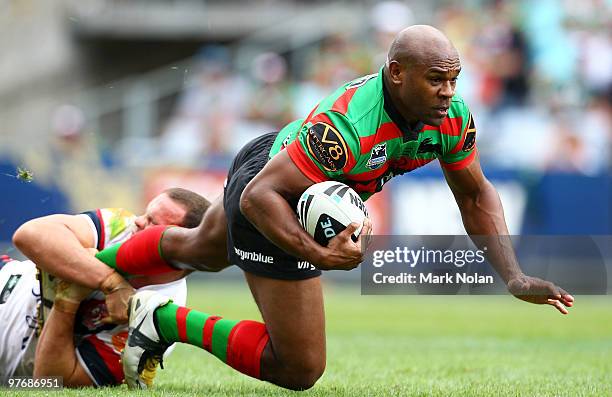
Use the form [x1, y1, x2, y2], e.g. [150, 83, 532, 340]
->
[317, 72, 383, 126]
[100, 207, 136, 233]
[340, 72, 384, 123]
[97, 207, 135, 218]
[83, 208, 137, 249]
[87, 208, 136, 229]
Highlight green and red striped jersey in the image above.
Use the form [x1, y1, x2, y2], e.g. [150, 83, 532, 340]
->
[269, 67, 477, 201]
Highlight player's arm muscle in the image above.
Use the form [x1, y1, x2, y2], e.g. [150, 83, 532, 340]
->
[442, 158, 523, 283]
[240, 150, 322, 261]
[240, 150, 364, 269]
[12, 214, 114, 289]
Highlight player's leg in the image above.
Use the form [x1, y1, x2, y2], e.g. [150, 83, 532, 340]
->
[156, 272, 326, 389]
[245, 272, 326, 389]
[161, 194, 230, 272]
[93, 134, 282, 278]
[160, 132, 280, 274]
[122, 132, 325, 388]
[122, 290, 266, 388]
[94, 194, 230, 278]
[124, 274, 325, 390]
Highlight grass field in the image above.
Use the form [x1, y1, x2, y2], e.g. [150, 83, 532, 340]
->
[5, 279, 612, 397]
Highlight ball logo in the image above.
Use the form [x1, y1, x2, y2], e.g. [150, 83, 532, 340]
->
[320, 216, 337, 239]
[313, 214, 346, 246]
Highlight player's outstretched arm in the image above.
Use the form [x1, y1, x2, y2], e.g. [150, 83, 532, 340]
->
[240, 150, 367, 270]
[13, 215, 134, 322]
[13, 215, 115, 289]
[442, 157, 574, 314]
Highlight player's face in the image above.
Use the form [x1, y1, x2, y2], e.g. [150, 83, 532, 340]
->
[400, 57, 461, 126]
[135, 193, 186, 231]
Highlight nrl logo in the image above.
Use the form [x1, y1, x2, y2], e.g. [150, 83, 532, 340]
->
[366, 143, 387, 169]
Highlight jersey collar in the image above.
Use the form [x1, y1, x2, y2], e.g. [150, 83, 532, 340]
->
[381, 68, 424, 142]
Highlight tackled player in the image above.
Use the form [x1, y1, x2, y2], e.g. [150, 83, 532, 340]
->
[91, 25, 574, 390]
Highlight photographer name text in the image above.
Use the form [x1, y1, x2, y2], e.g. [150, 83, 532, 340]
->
[372, 272, 494, 285]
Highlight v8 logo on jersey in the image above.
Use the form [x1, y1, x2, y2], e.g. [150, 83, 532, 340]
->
[306, 122, 348, 171]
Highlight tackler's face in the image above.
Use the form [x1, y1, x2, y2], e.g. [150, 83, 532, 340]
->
[400, 56, 461, 127]
[134, 193, 186, 231]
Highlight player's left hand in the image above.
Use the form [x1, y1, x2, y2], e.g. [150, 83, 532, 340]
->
[507, 274, 575, 314]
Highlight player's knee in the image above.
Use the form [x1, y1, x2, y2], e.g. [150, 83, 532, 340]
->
[285, 368, 325, 391]
[281, 358, 326, 391]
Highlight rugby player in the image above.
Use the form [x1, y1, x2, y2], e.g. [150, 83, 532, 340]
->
[0, 188, 209, 387]
[91, 25, 574, 390]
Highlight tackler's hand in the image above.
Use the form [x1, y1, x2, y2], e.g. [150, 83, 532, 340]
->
[100, 272, 135, 324]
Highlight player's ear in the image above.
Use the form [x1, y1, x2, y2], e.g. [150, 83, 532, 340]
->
[387, 61, 404, 84]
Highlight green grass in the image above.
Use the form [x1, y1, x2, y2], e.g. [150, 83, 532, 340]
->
[4, 280, 612, 396]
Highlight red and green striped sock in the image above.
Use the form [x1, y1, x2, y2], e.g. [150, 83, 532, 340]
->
[154, 303, 268, 379]
[95, 225, 178, 278]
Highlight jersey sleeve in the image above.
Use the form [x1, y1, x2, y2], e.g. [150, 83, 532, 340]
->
[78, 211, 103, 251]
[286, 111, 360, 182]
[80, 208, 137, 251]
[438, 99, 478, 171]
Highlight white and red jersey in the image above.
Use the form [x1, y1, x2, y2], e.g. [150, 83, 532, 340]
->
[7, 208, 187, 386]
[75, 208, 187, 386]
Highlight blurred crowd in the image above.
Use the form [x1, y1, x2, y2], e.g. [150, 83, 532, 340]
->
[1, 0, 609, 235]
[123, 0, 612, 175]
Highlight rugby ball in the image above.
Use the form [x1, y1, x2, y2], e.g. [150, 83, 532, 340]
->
[297, 181, 369, 246]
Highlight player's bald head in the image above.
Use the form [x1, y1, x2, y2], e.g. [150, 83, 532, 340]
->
[387, 25, 459, 68]
[383, 25, 462, 127]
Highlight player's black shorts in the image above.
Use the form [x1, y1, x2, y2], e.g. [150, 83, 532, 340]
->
[224, 132, 322, 280]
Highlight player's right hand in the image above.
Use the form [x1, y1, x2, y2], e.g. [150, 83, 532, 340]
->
[100, 271, 135, 324]
[316, 218, 372, 271]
